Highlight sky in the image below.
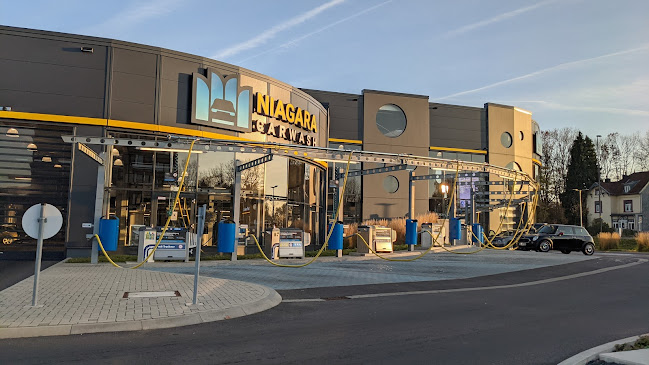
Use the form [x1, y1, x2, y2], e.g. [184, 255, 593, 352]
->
[2, 0, 648, 138]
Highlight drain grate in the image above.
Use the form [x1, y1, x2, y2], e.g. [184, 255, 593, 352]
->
[321, 296, 351, 301]
[123, 291, 181, 298]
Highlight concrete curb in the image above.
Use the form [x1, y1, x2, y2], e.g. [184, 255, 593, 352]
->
[0, 287, 282, 339]
[558, 333, 649, 365]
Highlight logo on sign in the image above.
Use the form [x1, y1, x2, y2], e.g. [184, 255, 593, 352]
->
[191, 69, 253, 132]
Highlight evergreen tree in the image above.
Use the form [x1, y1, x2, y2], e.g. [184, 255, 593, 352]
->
[560, 133, 599, 225]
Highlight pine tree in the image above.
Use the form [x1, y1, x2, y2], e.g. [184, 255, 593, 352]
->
[560, 133, 599, 225]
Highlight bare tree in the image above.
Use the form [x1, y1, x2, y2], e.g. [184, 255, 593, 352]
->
[541, 128, 578, 203]
[606, 133, 641, 178]
[599, 133, 619, 180]
[636, 130, 649, 171]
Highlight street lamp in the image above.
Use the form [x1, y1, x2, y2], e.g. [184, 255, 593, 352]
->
[596, 134, 602, 233]
[270, 185, 278, 227]
[573, 188, 588, 227]
[440, 183, 449, 216]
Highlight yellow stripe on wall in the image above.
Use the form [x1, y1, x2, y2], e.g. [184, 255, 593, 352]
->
[0, 111, 107, 126]
[0, 110, 328, 167]
[328, 138, 362, 145]
[429, 146, 487, 154]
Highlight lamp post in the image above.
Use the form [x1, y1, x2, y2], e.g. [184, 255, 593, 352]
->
[596, 134, 602, 233]
[270, 185, 278, 227]
[573, 188, 588, 227]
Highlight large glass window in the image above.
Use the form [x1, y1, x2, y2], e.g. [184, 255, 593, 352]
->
[327, 143, 362, 224]
[0, 122, 72, 254]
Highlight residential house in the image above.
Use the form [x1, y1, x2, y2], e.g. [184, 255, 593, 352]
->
[587, 172, 649, 232]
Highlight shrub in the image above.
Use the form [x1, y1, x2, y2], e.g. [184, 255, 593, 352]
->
[637, 232, 649, 252]
[614, 335, 649, 352]
[586, 218, 612, 236]
[597, 232, 620, 250]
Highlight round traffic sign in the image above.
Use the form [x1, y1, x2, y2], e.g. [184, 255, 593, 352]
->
[22, 203, 63, 240]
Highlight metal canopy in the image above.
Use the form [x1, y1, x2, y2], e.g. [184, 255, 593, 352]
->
[61, 136, 537, 188]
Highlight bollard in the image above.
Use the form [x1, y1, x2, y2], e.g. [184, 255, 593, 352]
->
[406, 219, 417, 251]
[217, 220, 236, 254]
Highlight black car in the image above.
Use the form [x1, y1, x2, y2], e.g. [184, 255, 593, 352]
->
[517, 224, 595, 255]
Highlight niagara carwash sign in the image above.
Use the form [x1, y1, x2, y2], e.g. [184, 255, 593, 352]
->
[191, 69, 318, 146]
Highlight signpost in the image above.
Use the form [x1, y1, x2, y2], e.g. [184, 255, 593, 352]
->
[192, 204, 207, 305]
[22, 203, 63, 307]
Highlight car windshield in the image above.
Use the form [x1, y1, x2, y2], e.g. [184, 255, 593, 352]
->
[537, 225, 556, 234]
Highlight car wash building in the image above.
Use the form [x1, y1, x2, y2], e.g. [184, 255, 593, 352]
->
[0, 26, 541, 259]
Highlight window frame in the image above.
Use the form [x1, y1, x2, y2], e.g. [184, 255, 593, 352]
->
[624, 200, 633, 212]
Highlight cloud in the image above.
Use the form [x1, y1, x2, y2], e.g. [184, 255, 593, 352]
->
[442, 0, 564, 39]
[83, 0, 182, 36]
[212, 0, 345, 60]
[237, 0, 392, 64]
[436, 43, 649, 100]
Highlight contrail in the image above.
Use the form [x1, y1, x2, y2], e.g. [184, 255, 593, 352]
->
[507, 100, 649, 117]
[238, 0, 392, 64]
[442, 0, 563, 39]
[212, 0, 345, 60]
[83, 0, 182, 36]
[436, 43, 649, 100]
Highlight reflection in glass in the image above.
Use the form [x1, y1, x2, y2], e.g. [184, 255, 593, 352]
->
[376, 104, 406, 138]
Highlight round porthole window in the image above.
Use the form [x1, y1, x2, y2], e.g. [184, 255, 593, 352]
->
[383, 175, 399, 194]
[376, 104, 406, 138]
[501, 132, 513, 148]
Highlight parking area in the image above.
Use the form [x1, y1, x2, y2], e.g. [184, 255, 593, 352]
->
[143, 248, 596, 290]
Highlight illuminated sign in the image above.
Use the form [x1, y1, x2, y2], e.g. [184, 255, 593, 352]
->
[253, 93, 317, 133]
[191, 69, 319, 146]
[191, 70, 252, 133]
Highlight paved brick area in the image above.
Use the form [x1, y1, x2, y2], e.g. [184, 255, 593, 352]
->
[0, 262, 279, 337]
[144, 246, 596, 290]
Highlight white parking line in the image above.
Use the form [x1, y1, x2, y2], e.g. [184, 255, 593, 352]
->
[282, 259, 647, 303]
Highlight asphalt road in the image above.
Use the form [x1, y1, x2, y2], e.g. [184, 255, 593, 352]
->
[0, 260, 58, 291]
[0, 253, 647, 365]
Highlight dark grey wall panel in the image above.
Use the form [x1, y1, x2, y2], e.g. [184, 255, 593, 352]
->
[110, 70, 156, 123]
[158, 56, 201, 125]
[161, 56, 201, 82]
[0, 58, 106, 99]
[0, 89, 105, 118]
[112, 48, 157, 77]
[111, 72, 156, 106]
[110, 99, 155, 123]
[67, 125, 102, 249]
[302, 89, 362, 141]
[0, 33, 107, 70]
[429, 104, 486, 150]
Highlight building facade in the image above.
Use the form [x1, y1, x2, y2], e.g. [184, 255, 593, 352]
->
[587, 172, 649, 232]
[307, 89, 543, 230]
[0, 26, 542, 259]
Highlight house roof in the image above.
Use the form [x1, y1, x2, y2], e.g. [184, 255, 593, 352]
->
[595, 171, 649, 196]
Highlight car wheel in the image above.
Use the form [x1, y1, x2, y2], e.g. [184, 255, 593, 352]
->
[538, 240, 551, 253]
[2, 237, 12, 245]
[582, 243, 595, 256]
[560, 249, 570, 254]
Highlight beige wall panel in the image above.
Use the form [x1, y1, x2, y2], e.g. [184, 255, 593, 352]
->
[361, 91, 430, 219]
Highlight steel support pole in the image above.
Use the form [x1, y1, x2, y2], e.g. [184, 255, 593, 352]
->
[192, 204, 206, 305]
[91, 151, 106, 265]
[408, 171, 415, 251]
[232, 156, 241, 262]
[31, 203, 46, 307]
